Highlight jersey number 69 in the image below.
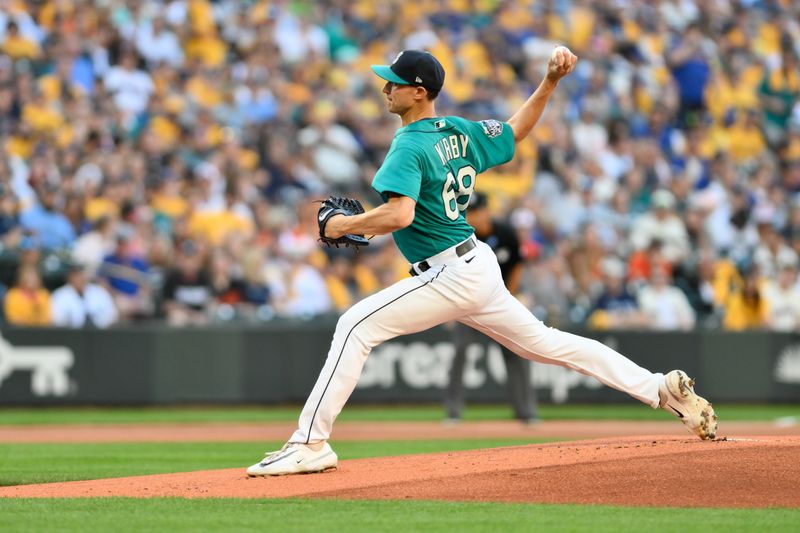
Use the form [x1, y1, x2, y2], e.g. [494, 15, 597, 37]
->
[442, 165, 477, 220]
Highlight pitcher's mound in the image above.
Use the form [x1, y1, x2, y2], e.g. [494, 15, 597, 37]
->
[2, 436, 798, 508]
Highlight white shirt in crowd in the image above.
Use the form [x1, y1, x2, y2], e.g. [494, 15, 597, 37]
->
[273, 13, 329, 63]
[103, 66, 154, 115]
[761, 281, 800, 332]
[135, 24, 184, 67]
[637, 284, 696, 331]
[51, 283, 118, 328]
[630, 213, 690, 263]
[270, 263, 332, 319]
[297, 124, 362, 186]
[72, 231, 116, 277]
[753, 244, 797, 281]
[571, 119, 608, 159]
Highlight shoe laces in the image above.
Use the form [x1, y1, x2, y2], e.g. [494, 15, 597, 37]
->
[262, 442, 294, 459]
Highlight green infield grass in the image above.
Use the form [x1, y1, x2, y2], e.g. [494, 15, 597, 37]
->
[0, 403, 796, 425]
[1, 498, 797, 533]
[0, 438, 555, 486]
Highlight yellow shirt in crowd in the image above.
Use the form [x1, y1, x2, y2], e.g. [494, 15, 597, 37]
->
[6, 135, 34, 159]
[4, 288, 51, 326]
[22, 102, 63, 133]
[325, 265, 380, 312]
[2, 35, 39, 59]
[151, 194, 189, 220]
[723, 292, 767, 331]
[84, 197, 120, 222]
[189, 210, 254, 245]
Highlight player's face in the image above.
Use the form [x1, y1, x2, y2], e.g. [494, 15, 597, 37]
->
[382, 81, 418, 115]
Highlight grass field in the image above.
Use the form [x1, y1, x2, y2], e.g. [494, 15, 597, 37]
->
[1, 405, 797, 532]
[0, 403, 796, 425]
[3, 499, 798, 533]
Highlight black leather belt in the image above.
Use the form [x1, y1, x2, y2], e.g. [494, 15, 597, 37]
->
[410, 237, 476, 276]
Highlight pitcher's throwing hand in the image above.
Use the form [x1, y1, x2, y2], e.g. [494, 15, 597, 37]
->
[547, 45, 578, 81]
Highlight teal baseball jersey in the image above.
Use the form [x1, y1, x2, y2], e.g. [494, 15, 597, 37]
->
[372, 116, 515, 263]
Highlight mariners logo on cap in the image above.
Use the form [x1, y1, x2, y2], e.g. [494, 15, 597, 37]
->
[372, 50, 446, 92]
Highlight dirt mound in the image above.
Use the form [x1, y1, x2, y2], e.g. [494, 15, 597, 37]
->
[2, 436, 798, 508]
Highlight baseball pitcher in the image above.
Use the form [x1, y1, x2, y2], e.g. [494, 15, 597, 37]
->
[247, 47, 717, 476]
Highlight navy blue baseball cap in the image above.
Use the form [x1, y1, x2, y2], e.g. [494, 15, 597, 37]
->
[371, 50, 445, 92]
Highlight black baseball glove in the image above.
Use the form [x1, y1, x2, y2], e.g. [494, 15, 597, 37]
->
[317, 196, 370, 249]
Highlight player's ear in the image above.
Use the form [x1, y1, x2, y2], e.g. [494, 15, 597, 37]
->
[414, 86, 428, 101]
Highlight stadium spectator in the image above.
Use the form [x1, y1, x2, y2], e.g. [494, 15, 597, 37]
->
[722, 266, 767, 331]
[587, 256, 646, 330]
[522, 253, 573, 327]
[208, 247, 241, 304]
[135, 14, 183, 68]
[325, 253, 380, 313]
[628, 239, 672, 286]
[4, 264, 50, 326]
[272, 232, 332, 319]
[630, 189, 690, 265]
[0, 183, 22, 248]
[667, 22, 712, 125]
[188, 183, 254, 246]
[1, 21, 39, 60]
[672, 248, 724, 325]
[71, 215, 117, 277]
[296, 100, 363, 187]
[760, 48, 800, 147]
[99, 229, 151, 321]
[103, 48, 154, 117]
[19, 183, 75, 250]
[236, 245, 273, 320]
[572, 109, 608, 160]
[761, 249, 800, 332]
[637, 267, 696, 331]
[50, 263, 118, 328]
[162, 240, 212, 326]
[754, 220, 796, 280]
[567, 222, 606, 302]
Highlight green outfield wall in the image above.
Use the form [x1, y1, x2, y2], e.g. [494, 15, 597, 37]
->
[0, 322, 798, 405]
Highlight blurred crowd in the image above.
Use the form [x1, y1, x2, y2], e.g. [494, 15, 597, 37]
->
[0, 0, 798, 331]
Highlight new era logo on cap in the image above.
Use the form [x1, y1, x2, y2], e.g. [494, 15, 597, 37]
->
[371, 50, 445, 92]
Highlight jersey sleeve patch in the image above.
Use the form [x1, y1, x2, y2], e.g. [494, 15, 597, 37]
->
[479, 119, 503, 138]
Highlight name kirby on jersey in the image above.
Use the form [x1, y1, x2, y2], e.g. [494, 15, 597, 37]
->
[433, 134, 470, 166]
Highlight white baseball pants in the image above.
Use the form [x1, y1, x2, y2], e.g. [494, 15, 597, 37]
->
[290, 236, 663, 444]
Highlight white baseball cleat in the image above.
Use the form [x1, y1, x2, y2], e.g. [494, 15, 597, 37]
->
[246, 442, 338, 476]
[659, 370, 718, 440]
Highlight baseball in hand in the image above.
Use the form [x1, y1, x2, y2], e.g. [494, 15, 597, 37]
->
[552, 45, 570, 59]
[547, 45, 578, 81]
